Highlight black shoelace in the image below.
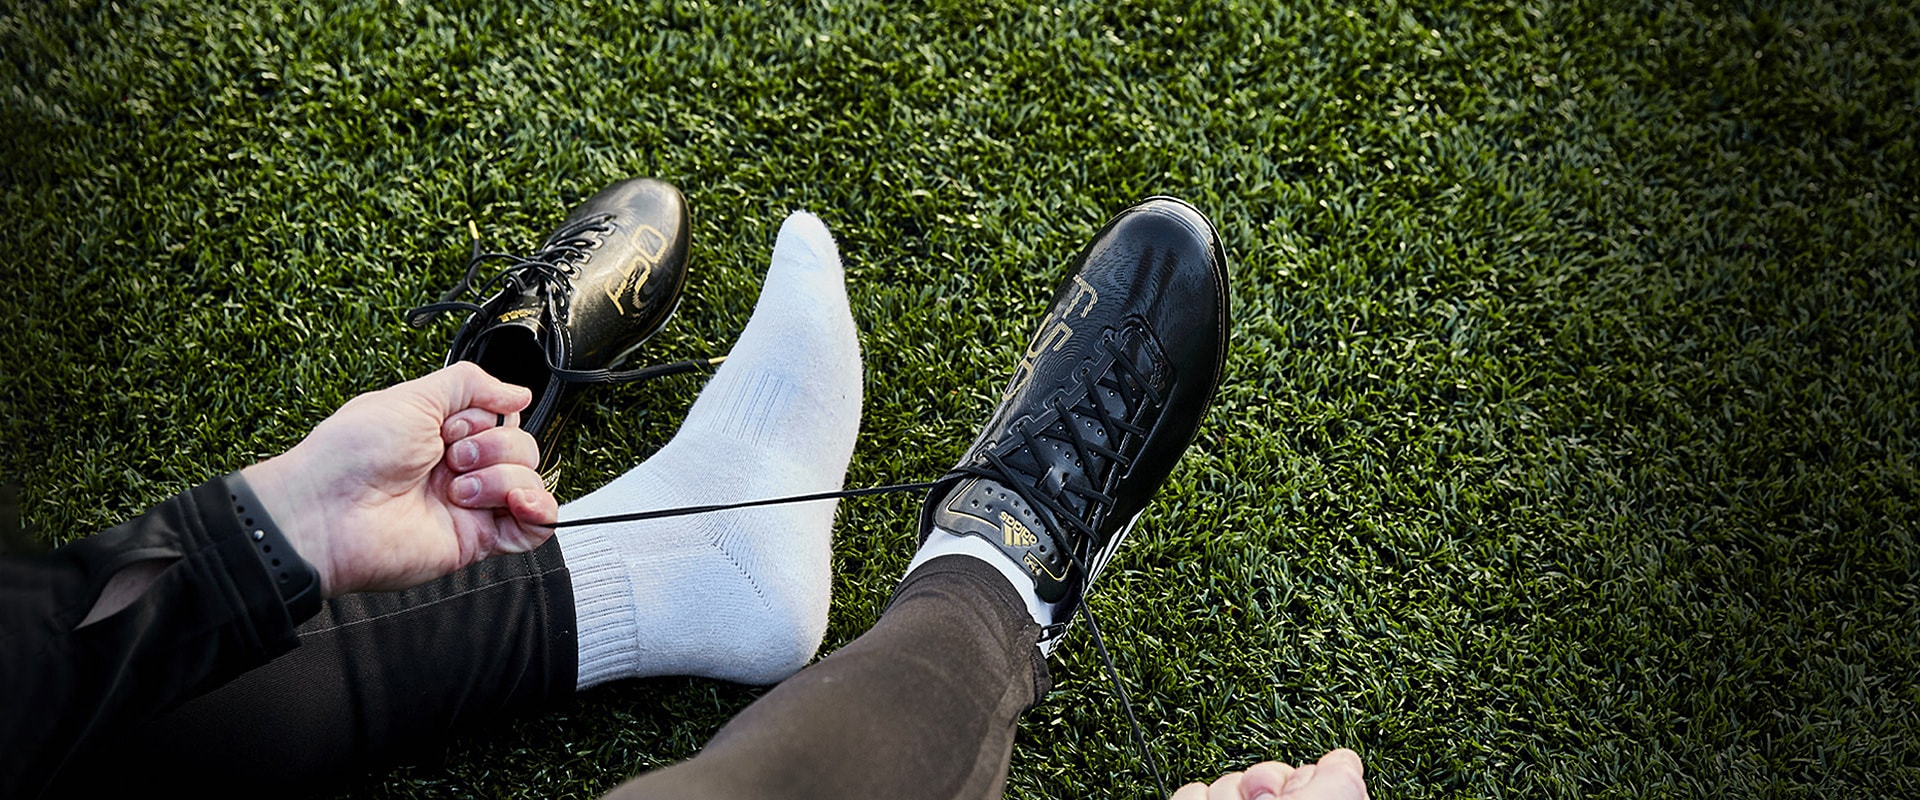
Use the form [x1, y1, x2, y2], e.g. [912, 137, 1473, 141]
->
[958, 335, 1170, 798]
[953, 336, 1164, 587]
[407, 219, 719, 383]
[552, 336, 1173, 797]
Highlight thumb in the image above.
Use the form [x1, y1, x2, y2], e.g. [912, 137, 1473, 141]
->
[412, 361, 534, 418]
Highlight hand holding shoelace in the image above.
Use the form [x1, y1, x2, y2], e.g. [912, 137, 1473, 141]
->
[1170, 749, 1369, 800]
[242, 361, 558, 596]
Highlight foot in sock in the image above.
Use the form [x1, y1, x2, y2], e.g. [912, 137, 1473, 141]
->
[557, 211, 861, 687]
[905, 197, 1231, 655]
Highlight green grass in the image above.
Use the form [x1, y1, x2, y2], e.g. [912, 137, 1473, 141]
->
[4, 0, 1917, 797]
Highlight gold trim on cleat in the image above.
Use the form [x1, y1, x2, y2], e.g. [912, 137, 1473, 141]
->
[1024, 551, 1070, 582]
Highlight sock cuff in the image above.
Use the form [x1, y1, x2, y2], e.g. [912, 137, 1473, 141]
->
[892, 554, 1034, 633]
[557, 527, 641, 688]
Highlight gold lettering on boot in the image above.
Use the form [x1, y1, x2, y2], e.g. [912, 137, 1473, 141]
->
[1062, 274, 1099, 318]
[606, 224, 670, 315]
[1024, 552, 1069, 582]
[1002, 275, 1101, 401]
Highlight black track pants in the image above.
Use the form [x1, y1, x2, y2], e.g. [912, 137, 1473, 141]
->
[605, 555, 1050, 800]
[57, 545, 1047, 800]
[53, 538, 579, 795]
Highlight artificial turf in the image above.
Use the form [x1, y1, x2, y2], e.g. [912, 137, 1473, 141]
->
[3, 0, 1916, 796]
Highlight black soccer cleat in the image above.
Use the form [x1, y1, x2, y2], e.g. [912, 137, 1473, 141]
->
[919, 196, 1230, 652]
[409, 178, 693, 474]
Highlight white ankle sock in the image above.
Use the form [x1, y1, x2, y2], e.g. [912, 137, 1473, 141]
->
[905, 526, 1058, 628]
[557, 211, 861, 688]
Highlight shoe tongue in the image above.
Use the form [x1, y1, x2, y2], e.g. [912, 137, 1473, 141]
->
[1022, 324, 1169, 501]
[1000, 442, 1089, 514]
[483, 287, 546, 335]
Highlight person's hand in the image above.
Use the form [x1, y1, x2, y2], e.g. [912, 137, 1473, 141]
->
[1170, 749, 1367, 800]
[241, 362, 558, 596]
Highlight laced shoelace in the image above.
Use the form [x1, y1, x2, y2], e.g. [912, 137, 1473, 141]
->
[553, 335, 1173, 797]
[955, 337, 1164, 578]
[407, 219, 719, 383]
[960, 335, 1170, 798]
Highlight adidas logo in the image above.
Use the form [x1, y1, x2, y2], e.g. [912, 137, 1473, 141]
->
[1000, 512, 1037, 547]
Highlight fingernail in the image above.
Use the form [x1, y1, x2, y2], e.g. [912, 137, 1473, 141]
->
[453, 440, 478, 469]
[1251, 793, 1277, 800]
[447, 419, 470, 440]
[453, 476, 480, 503]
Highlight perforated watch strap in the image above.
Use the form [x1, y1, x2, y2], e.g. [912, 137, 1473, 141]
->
[222, 471, 323, 625]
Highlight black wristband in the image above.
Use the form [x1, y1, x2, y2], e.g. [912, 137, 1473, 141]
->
[223, 471, 323, 624]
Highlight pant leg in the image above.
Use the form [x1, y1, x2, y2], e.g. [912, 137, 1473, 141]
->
[51, 537, 578, 795]
[604, 555, 1050, 800]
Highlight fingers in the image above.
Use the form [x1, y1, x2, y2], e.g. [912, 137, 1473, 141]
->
[1287, 764, 1318, 789]
[1316, 749, 1364, 781]
[1168, 763, 1297, 800]
[1172, 754, 1358, 800]
[445, 425, 540, 473]
[448, 462, 557, 556]
[1239, 761, 1296, 798]
[449, 463, 549, 515]
[1290, 749, 1366, 798]
[443, 424, 551, 544]
[414, 361, 534, 419]
[501, 486, 559, 547]
[507, 486, 559, 526]
[1170, 782, 1210, 800]
[441, 407, 523, 443]
[1206, 772, 1244, 800]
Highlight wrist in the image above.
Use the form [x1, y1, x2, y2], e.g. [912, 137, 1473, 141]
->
[239, 454, 336, 598]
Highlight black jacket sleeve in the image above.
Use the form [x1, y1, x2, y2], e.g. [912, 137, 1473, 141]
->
[0, 477, 305, 798]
